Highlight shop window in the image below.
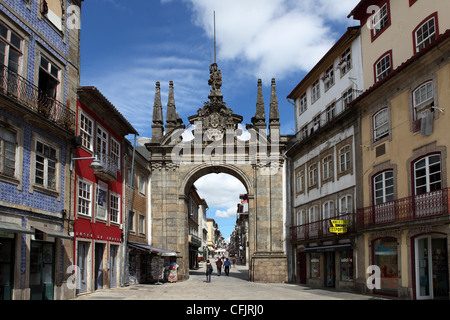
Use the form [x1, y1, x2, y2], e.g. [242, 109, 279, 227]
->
[340, 250, 354, 281]
[310, 253, 320, 279]
[373, 238, 398, 295]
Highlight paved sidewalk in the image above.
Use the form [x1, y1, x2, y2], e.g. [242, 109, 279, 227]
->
[73, 262, 381, 301]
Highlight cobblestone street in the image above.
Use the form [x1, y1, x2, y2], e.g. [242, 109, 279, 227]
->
[73, 262, 380, 301]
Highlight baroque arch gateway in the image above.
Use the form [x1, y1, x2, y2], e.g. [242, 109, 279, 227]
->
[145, 62, 290, 282]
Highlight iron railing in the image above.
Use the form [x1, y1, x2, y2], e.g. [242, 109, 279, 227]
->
[0, 64, 75, 134]
[290, 212, 354, 243]
[356, 188, 450, 229]
[95, 152, 118, 180]
[296, 89, 362, 141]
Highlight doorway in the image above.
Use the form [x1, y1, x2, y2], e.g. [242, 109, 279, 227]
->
[95, 243, 104, 290]
[77, 241, 89, 294]
[0, 237, 14, 300]
[324, 251, 335, 288]
[415, 235, 449, 300]
[110, 245, 118, 288]
[29, 241, 54, 300]
[297, 251, 307, 284]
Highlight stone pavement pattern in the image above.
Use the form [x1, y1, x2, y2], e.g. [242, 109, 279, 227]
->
[73, 262, 380, 300]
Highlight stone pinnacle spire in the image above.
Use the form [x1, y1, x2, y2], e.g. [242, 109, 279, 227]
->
[252, 79, 266, 129]
[269, 78, 280, 123]
[152, 81, 163, 125]
[165, 81, 178, 129]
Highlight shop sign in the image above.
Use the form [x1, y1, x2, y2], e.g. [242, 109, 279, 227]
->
[329, 220, 349, 235]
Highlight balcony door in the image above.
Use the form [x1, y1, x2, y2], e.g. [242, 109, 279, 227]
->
[414, 155, 442, 217]
[415, 235, 449, 300]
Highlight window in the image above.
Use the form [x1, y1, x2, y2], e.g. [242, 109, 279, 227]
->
[340, 250, 354, 281]
[322, 155, 333, 181]
[35, 140, 57, 190]
[372, 238, 398, 295]
[342, 88, 354, 109]
[373, 108, 389, 141]
[339, 145, 351, 173]
[78, 180, 92, 217]
[299, 93, 307, 114]
[39, 56, 60, 101]
[374, 171, 394, 205]
[139, 215, 145, 235]
[96, 183, 108, 220]
[0, 126, 16, 177]
[323, 201, 334, 220]
[323, 65, 335, 91]
[296, 209, 305, 226]
[415, 15, 437, 53]
[326, 102, 336, 123]
[414, 154, 441, 195]
[109, 193, 120, 223]
[138, 173, 146, 195]
[96, 125, 108, 156]
[296, 169, 305, 193]
[308, 206, 319, 223]
[110, 137, 120, 169]
[413, 81, 434, 120]
[339, 195, 353, 214]
[340, 47, 352, 76]
[375, 52, 392, 82]
[308, 164, 318, 187]
[80, 112, 93, 151]
[42, 0, 64, 31]
[310, 253, 320, 279]
[0, 21, 23, 74]
[311, 80, 320, 103]
[372, 3, 389, 37]
[128, 211, 135, 232]
[300, 126, 308, 140]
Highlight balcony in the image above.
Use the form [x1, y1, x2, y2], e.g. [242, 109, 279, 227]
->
[357, 188, 450, 229]
[0, 64, 76, 135]
[290, 212, 355, 243]
[296, 89, 362, 142]
[188, 234, 202, 248]
[92, 152, 118, 181]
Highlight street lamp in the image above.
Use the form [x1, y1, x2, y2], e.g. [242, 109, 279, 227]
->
[70, 154, 104, 171]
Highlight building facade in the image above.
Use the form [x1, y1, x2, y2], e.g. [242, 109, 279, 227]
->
[0, 0, 81, 300]
[286, 27, 363, 291]
[73, 86, 137, 294]
[349, 0, 450, 299]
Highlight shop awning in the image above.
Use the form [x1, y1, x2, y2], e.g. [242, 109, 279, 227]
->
[304, 243, 353, 253]
[34, 227, 73, 240]
[128, 242, 177, 257]
[0, 222, 34, 235]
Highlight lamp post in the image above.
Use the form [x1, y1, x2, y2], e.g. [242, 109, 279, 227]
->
[70, 154, 104, 172]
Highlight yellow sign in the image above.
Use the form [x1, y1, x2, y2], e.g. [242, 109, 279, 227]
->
[329, 220, 349, 235]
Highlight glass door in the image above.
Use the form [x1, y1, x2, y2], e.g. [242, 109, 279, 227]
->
[30, 241, 54, 300]
[0, 237, 14, 300]
[415, 235, 449, 300]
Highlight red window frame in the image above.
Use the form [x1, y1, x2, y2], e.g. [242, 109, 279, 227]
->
[412, 12, 439, 54]
[373, 50, 393, 84]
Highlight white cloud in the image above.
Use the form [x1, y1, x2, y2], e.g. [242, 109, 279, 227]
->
[184, 0, 360, 80]
[194, 173, 246, 217]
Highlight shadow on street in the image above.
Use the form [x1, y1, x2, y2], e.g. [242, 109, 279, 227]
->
[189, 263, 249, 281]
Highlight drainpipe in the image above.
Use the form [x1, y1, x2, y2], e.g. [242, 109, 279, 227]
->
[121, 135, 137, 287]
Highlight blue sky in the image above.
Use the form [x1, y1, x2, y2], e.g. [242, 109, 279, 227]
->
[80, 0, 360, 243]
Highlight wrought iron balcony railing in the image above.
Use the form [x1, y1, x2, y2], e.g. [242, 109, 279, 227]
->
[93, 152, 118, 181]
[0, 64, 75, 134]
[356, 188, 450, 229]
[290, 212, 354, 243]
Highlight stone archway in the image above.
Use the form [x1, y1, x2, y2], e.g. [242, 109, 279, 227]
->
[146, 64, 289, 282]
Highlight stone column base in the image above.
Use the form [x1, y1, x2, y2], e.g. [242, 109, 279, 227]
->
[250, 252, 288, 283]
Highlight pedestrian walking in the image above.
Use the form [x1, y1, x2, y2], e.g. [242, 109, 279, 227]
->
[168, 261, 179, 283]
[224, 258, 231, 276]
[232, 256, 236, 268]
[216, 258, 223, 276]
[205, 260, 212, 282]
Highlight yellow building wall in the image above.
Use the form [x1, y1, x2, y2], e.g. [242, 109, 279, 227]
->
[361, 0, 450, 89]
[361, 63, 450, 207]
